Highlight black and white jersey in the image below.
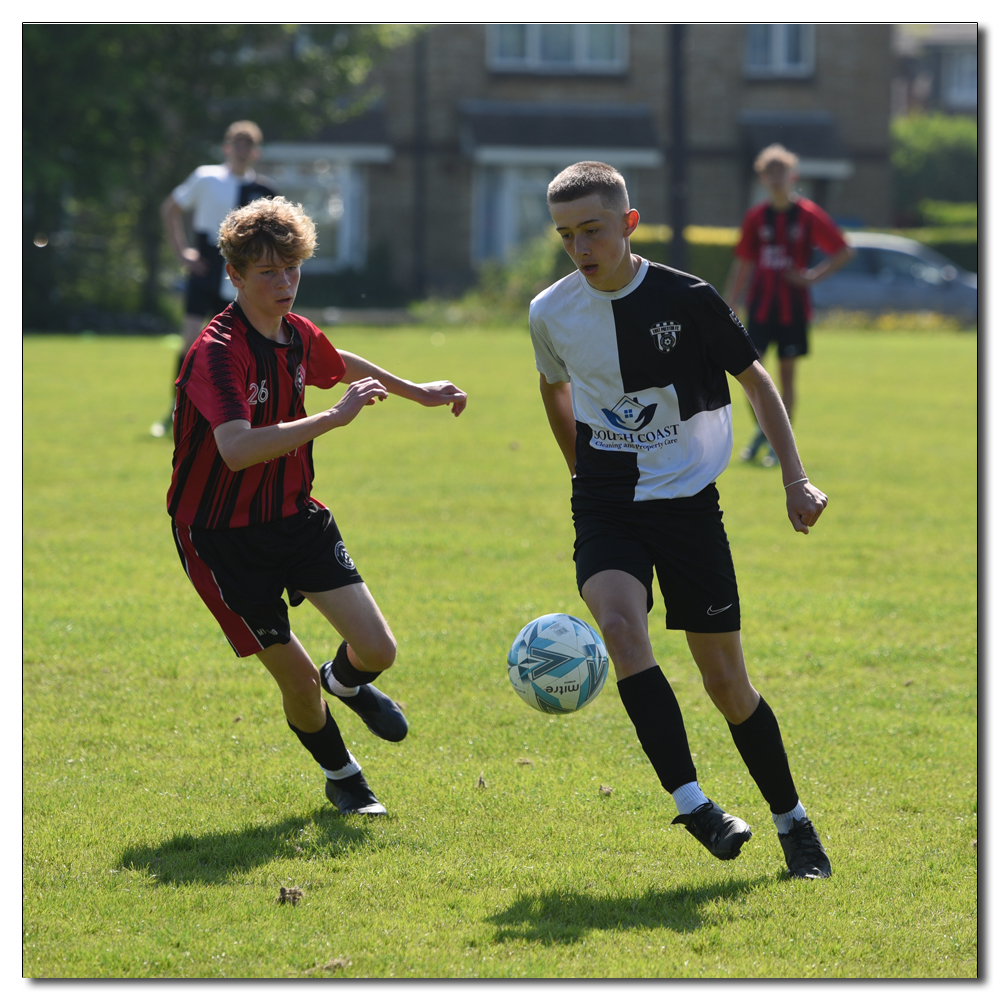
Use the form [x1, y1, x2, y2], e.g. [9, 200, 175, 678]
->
[529, 259, 759, 503]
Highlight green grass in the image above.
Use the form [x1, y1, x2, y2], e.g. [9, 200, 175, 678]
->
[23, 327, 977, 978]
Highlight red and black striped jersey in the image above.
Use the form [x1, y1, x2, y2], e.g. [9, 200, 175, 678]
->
[166, 303, 346, 529]
[734, 198, 847, 325]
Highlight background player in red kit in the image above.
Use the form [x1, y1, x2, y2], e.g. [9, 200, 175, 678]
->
[724, 144, 854, 465]
[167, 196, 467, 815]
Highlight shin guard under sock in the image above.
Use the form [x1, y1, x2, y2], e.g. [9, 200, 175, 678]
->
[727, 696, 799, 815]
[617, 666, 698, 794]
[288, 701, 350, 773]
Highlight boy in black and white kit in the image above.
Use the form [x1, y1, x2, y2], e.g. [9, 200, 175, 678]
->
[530, 161, 831, 879]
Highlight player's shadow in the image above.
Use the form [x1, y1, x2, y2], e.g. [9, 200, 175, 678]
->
[118, 809, 376, 886]
[488, 877, 767, 943]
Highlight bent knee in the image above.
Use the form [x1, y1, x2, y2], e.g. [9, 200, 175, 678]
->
[284, 669, 323, 705]
[356, 635, 397, 673]
[597, 612, 647, 653]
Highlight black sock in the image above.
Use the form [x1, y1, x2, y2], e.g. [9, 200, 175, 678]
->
[288, 701, 350, 772]
[728, 696, 799, 815]
[617, 666, 698, 794]
[328, 640, 383, 688]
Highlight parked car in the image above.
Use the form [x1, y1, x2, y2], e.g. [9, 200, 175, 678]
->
[810, 232, 977, 324]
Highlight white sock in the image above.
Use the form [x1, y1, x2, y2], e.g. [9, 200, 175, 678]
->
[772, 801, 807, 835]
[672, 781, 710, 816]
[324, 752, 361, 781]
[322, 662, 359, 698]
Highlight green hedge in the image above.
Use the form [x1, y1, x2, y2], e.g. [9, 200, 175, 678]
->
[631, 225, 978, 283]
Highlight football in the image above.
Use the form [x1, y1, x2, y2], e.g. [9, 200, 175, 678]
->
[507, 613, 609, 714]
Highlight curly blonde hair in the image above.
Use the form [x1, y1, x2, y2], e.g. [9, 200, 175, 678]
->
[217, 197, 317, 274]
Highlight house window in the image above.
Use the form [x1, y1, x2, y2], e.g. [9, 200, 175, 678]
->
[744, 25, 815, 79]
[472, 164, 633, 264]
[487, 25, 628, 75]
[942, 48, 977, 109]
[472, 166, 553, 264]
[258, 160, 367, 273]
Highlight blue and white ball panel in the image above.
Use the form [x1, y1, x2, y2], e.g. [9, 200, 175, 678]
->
[507, 613, 609, 714]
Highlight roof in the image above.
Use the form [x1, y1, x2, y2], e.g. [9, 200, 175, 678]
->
[894, 23, 979, 57]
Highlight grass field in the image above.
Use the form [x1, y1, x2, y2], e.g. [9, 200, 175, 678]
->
[22, 326, 977, 979]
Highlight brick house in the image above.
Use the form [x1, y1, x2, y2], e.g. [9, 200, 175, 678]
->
[257, 23, 893, 303]
[892, 23, 978, 118]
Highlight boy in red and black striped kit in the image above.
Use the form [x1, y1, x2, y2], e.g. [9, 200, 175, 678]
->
[168, 197, 467, 815]
[724, 145, 854, 465]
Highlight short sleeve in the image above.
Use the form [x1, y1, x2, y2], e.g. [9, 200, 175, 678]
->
[697, 283, 760, 375]
[529, 311, 570, 384]
[181, 335, 252, 429]
[733, 210, 758, 262]
[171, 168, 204, 212]
[808, 204, 849, 256]
[304, 327, 347, 389]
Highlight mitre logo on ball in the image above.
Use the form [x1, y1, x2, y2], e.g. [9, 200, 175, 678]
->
[650, 321, 681, 353]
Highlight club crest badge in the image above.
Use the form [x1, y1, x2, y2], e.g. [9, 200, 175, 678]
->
[335, 541, 356, 570]
[650, 321, 681, 354]
[294, 364, 306, 395]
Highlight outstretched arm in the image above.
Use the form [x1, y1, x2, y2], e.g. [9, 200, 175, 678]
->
[734, 361, 828, 534]
[340, 350, 467, 416]
[214, 377, 390, 471]
[539, 376, 576, 477]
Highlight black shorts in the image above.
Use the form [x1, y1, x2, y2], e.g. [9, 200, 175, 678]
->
[747, 319, 809, 359]
[572, 484, 741, 633]
[184, 234, 232, 318]
[172, 501, 363, 657]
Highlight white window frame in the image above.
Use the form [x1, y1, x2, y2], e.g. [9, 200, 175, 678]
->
[471, 162, 637, 265]
[486, 24, 629, 75]
[257, 144, 391, 274]
[744, 24, 816, 79]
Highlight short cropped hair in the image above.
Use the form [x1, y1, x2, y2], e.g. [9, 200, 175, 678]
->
[547, 161, 629, 214]
[217, 197, 317, 274]
[224, 120, 263, 145]
[754, 144, 799, 174]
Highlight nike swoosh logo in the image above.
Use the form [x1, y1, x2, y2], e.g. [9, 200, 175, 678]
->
[706, 604, 733, 615]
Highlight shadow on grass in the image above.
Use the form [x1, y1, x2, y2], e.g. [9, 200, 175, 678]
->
[488, 877, 767, 943]
[118, 808, 379, 885]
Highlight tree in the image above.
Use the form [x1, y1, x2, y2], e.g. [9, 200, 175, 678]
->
[23, 24, 417, 329]
[891, 113, 978, 225]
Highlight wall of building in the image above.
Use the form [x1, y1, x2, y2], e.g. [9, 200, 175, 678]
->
[364, 23, 893, 296]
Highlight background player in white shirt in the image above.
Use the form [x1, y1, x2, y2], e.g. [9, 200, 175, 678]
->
[530, 161, 832, 879]
[154, 121, 277, 436]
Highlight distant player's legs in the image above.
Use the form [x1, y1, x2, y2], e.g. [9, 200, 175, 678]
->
[778, 355, 797, 423]
[301, 583, 408, 743]
[741, 329, 772, 462]
[151, 315, 211, 437]
[581, 570, 751, 859]
[685, 629, 830, 877]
